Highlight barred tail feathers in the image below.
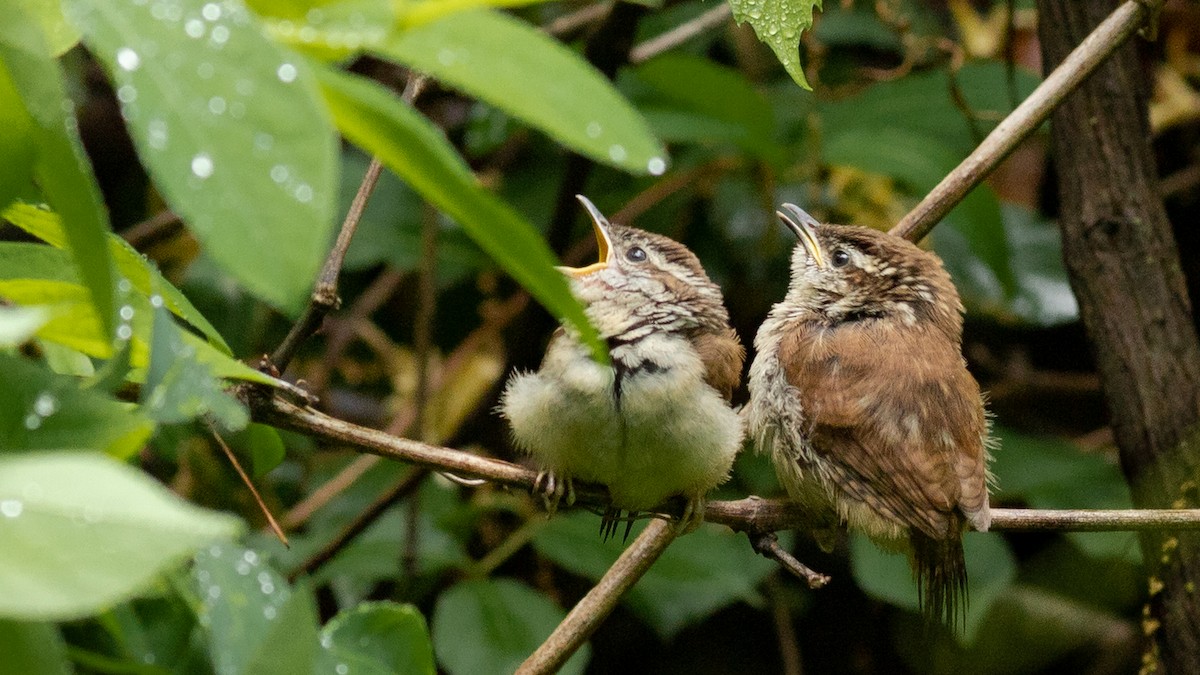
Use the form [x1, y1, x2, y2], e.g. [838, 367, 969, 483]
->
[910, 530, 968, 630]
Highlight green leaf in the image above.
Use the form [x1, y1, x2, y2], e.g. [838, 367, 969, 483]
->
[12, 0, 79, 56]
[627, 54, 779, 163]
[142, 306, 248, 431]
[319, 602, 435, 675]
[0, 619, 71, 675]
[0, 451, 242, 621]
[375, 9, 666, 174]
[0, 60, 35, 213]
[849, 532, 1017, 644]
[0, 305, 49, 347]
[315, 66, 607, 363]
[5, 202, 232, 353]
[0, 354, 153, 457]
[226, 423, 286, 478]
[431, 578, 588, 675]
[64, 0, 339, 315]
[728, 0, 822, 90]
[533, 512, 781, 637]
[991, 426, 1137, 561]
[0, 4, 117, 339]
[192, 543, 319, 675]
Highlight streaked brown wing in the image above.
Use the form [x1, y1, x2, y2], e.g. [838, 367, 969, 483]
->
[779, 320, 987, 538]
[693, 327, 745, 401]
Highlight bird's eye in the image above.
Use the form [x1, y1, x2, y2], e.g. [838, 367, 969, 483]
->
[831, 249, 850, 267]
[625, 246, 647, 263]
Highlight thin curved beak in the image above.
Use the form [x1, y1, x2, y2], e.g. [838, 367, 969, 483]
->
[777, 203, 824, 268]
[556, 195, 613, 278]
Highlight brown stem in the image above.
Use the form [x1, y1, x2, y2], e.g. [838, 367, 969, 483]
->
[517, 518, 678, 675]
[269, 74, 429, 372]
[750, 531, 829, 589]
[250, 393, 1200, 534]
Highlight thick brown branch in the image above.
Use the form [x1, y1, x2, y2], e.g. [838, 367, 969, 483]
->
[517, 518, 678, 675]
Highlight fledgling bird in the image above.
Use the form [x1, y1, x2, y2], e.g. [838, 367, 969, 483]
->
[500, 195, 744, 539]
[746, 204, 992, 627]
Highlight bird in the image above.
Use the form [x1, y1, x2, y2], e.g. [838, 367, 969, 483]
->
[500, 195, 744, 540]
[745, 203, 992, 628]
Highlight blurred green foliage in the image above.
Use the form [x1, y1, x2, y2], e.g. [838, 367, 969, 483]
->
[0, 0, 1186, 672]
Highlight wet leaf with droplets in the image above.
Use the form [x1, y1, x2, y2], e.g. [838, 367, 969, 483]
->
[0, 354, 153, 457]
[0, 451, 242, 621]
[4, 202, 232, 355]
[63, 0, 338, 315]
[317, 602, 435, 675]
[316, 67, 608, 364]
[192, 543, 319, 675]
[376, 9, 666, 174]
[727, 0, 822, 90]
[0, 3, 117, 339]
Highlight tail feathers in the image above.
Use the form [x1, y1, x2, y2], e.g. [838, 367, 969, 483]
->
[911, 531, 968, 630]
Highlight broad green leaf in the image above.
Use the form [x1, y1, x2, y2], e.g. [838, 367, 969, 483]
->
[627, 54, 779, 163]
[850, 532, 1016, 644]
[318, 602, 435, 675]
[0, 60, 35, 213]
[728, 0, 822, 89]
[13, 0, 79, 56]
[142, 306, 248, 431]
[5, 202, 232, 354]
[375, 9, 666, 175]
[0, 279, 113, 358]
[227, 423, 286, 478]
[0, 4, 116, 339]
[192, 543, 319, 675]
[64, 0, 339, 315]
[0, 451, 242, 621]
[0, 619, 71, 675]
[819, 61, 1041, 154]
[0, 305, 49, 347]
[0, 354, 153, 457]
[431, 578, 588, 675]
[316, 67, 607, 362]
[37, 340, 96, 377]
[533, 512, 781, 637]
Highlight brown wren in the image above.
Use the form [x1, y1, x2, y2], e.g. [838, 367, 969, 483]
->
[746, 204, 992, 627]
[500, 195, 744, 539]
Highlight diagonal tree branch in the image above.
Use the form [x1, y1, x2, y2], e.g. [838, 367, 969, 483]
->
[889, 0, 1164, 243]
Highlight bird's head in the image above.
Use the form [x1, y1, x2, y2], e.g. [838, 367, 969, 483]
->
[776, 203, 962, 334]
[559, 195, 731, 336]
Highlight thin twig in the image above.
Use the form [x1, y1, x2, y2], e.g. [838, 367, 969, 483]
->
[889, 0, 1164, 242]
[766, 576, 804, 675]
[250, 393, 1200, 535]
[544, 2, 612, 38]
[282, 453, 380, 530]
[517, 518, 678, 675]
[120, 210, 182, 249]
[210, 423, 288, 546]
[269, 74, 428, 372]
[750, 531, 829, 589]
[629, 4, 733, 64]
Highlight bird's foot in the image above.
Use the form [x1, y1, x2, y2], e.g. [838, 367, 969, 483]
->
[532, 470, 575, 515]
[600, 507, 637, 542]
[676, 496, 707, 535]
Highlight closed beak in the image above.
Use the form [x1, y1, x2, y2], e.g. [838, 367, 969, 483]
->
[556, 195, 614, 277]
[777, 203, 824, 268]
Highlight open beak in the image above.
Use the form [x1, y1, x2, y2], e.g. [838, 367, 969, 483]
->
[556, 195, 614, 278]
[777, 203, 824, 268]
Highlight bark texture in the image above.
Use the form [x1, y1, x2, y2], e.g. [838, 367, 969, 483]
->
[1036, 1, 1200, 671]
